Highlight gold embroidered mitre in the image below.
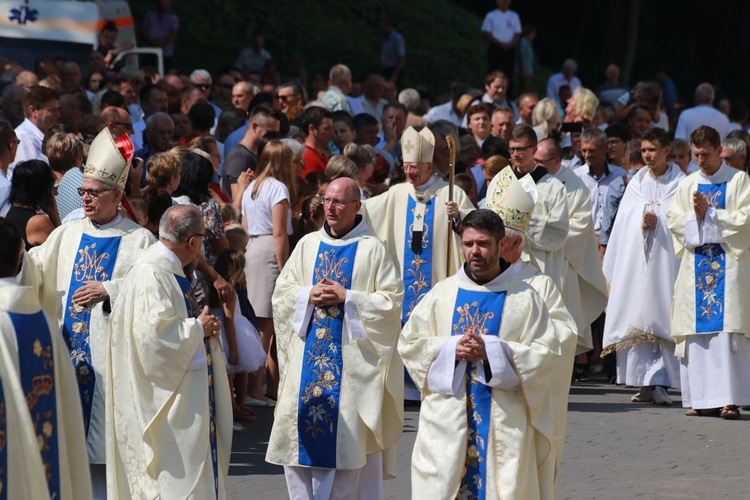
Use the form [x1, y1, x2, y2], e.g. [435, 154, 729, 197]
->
[485, 166, 537, 232]
[83, 128, 133, 190]
[401, 126, 435, 164]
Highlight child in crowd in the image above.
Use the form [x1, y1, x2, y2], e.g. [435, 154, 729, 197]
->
[210, 248, 266, 430]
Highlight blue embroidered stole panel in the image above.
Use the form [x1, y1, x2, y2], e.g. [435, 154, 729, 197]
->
[401, 194, 434, 324]
[0, 361, 7, 499]
[62, 233, 121, 437]
[452, 288, 507, 500]
[695, 183, 727, 333]
[174, 274, 219, 498]
[9, 311, 60, 499]
[297, 241, 358, 468]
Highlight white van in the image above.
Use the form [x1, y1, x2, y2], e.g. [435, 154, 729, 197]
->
[0, 0, 162, 75]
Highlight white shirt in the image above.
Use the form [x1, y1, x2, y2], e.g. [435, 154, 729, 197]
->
[423, 101, 461, 126]
[481, 8, 521, 44]
[9, 118, 46, 178]
[241, 177, 293, 236]
[0, 169, 10, 216]
[574, 162, 625, 236]
[546, 72, 582, 105]
[674, 104, 731, 142]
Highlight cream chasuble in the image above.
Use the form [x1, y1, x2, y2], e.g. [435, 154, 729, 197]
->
[24, 216, 154, 463]
[666, 164, 750, 355]
[555, 166, 608, 353]
[267, 220, 404, 477]
[603, 164, 684, 354]
[0, 281, 92, 500]
[399, 263, 576, 500]
[0, 280, 53, 500]
[361, 177, 474, 322]
[523, 172, 569, 289]
[106, 246, 232, 499]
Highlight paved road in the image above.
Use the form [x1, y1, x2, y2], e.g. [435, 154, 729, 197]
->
[228, 375, 750, 499]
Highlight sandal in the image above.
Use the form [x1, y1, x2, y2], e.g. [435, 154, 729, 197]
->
[234, 406, 256, 422]
[720, 405, 741, 420]
[685, 408, 721, 417]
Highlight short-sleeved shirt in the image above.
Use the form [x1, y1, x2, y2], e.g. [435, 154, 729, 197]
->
[241, 177, 293, 236]
[235, 48, 272, 76]
[142, 9, 180, 57]
[481, 8, 521, 44]
[221, 143, 257, 201]
[302, 144, 328, 178]
[381, 31, 405, 68]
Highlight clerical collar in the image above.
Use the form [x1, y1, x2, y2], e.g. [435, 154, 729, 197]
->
[156, 241, 183, 271]
[415, 174, 437, 192]
[323, 215, 364, 239]
[90, 212, 123, 230]
[460, 258, 518, 286]
[515, 165, 547, 183]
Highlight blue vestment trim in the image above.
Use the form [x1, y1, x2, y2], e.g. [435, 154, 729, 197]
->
[9, 311, 60, 499]
[61, 234, 121, 437]
[0, 366, 5, 500]
[695, 183, 727, 333]
[297, 241, 358, 468]
[174, 274, 219, 498]
[452, 289, 507, 500]
[401, 195, 434, 324]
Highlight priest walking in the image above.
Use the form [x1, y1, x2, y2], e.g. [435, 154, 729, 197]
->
[268, 178, 404, 499]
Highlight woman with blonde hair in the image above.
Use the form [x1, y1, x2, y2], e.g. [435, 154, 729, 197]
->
[343, 142, 375, 198]
[240, 140, 295, 403]
[565, 87, 599, 127]
[532, 97, 561, 141]
[46, 132, 84, 185]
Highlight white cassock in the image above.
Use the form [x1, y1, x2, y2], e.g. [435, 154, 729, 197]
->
[521, 169, 570, 289]
[23, 214, 154, 471]
[106, 243, 232, 499]
[555, 166, 608, 353]
[0, 280, 54, 500]
[0, 279, 92, 500]
[267, 219, 404, 500]
[361, 175, 474, 324]
[666, 163, 750, 408]
[603, 164, 684, 388]
[399, 262, 577, 500]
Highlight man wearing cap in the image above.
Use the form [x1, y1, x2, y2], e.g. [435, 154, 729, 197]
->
[508, 124, 570, 287]
[21, 128, 155, 497]
[400, 205, 576, 499]
[267, 178, 404, 498]
[535, 138, 608, 356]
[106, 205, 232, 498]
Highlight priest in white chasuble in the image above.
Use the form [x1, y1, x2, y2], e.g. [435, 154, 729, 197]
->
[0, 220, 92, 500]
[535, 138, 608, 354]
[361, 126, 474, 325]
[21, 128, 154, 495]
[106, 205, 232, 498]
[0, 218, 72, 500]
[268, 178, 404, 499]
[603, 128, 684, 405]
[666, 125, 750, 419]
[400, 209, 576, 500]
[507, 125, 569, 288]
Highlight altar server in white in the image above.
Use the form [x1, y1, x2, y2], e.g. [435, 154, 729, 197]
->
[603, 128, 684, 405]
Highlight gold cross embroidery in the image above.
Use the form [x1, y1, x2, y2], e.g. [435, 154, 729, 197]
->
[404, 139, 415, 155]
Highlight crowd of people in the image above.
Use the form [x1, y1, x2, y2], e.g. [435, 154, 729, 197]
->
[2, 0, 750, 498]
